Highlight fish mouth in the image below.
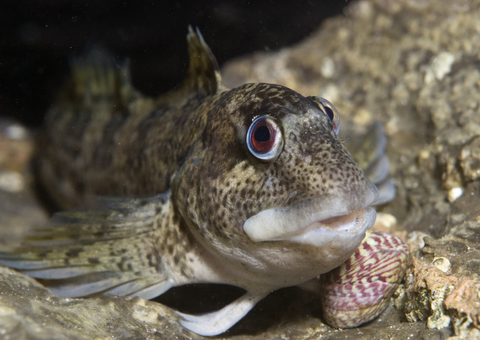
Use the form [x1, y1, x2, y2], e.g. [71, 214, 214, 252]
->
[272, 207, 377, 246]
[243, 183, 378, 248]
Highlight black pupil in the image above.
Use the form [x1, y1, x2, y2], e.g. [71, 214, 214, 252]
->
[325, 107, 334, 121]
[254, 125, 270, 142]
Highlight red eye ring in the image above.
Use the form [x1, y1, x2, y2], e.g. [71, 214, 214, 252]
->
[251, 120, 275, 152]
[247, 116, 284, 161]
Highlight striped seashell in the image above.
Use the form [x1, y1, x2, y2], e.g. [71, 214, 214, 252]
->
[320, 230, 410, 328]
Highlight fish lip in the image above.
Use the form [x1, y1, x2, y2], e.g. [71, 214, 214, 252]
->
[275, 207, 377, 245]
[243, 182, 378, 243]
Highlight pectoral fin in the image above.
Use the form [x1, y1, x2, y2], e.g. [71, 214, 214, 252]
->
[178, 290, 269, 336]
[349, 121, 396, 204]
[0, 192, 174, 300]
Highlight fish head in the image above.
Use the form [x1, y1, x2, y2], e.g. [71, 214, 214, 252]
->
[172, 83, 379, 288]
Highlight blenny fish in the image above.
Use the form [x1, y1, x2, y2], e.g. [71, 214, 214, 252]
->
[0, 27, 409, 336]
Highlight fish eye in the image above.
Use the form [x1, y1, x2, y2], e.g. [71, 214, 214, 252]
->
[315, 97, 341, 135]
[246, 116, 284, 161]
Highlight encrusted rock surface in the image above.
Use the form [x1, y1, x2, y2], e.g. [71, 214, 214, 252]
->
[2, 0, 480, 339]
[0, 267, 189, 340]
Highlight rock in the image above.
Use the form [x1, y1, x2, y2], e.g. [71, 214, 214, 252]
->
[0, 266, 192, 340]
[2, 0, 480, 338]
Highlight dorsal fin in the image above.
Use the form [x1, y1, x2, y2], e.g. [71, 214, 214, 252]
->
[68, 46, 136, 113]
[184, 26, 223, 96]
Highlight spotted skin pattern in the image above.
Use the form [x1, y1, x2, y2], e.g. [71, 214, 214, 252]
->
[0, 28, 409, 335]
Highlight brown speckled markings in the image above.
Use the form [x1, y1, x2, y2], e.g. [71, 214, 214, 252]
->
[0, 28, 386, 336]
[37, 37, 226, 210]
[171, 82, 373, 281]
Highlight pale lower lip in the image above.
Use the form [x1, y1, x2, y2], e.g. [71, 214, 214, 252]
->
[313, 209, 370, 233]
[284, 208, 377, 246]
[243, 191, 379, 243]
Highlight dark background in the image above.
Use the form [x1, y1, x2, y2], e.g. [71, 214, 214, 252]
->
[1, 0, 352, 127]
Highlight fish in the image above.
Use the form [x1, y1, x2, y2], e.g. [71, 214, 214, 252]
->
[0, 27, 405, 336]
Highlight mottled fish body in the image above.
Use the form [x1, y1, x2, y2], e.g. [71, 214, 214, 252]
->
[0, 28, 405, 336]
